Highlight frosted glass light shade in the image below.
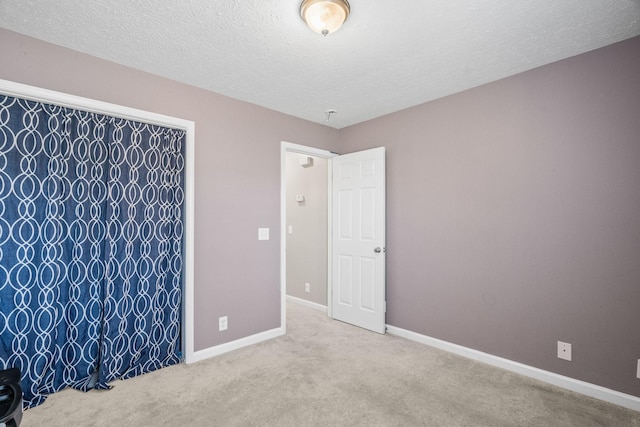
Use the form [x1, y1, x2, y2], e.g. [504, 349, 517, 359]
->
[300, 0, 350, 36]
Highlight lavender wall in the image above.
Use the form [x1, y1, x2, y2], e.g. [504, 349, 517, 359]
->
[2, 27, 639, 399]
[0, 29, 340, 351]
[340, 36, 640, 397]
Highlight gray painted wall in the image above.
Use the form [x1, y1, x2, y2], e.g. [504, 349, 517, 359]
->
[286, 153, 328, 306]
[0, 29, 340, 351]
[340, 36, 640, 398]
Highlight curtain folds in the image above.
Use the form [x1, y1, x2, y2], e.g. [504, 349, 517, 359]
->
[0, 95, 185, 408]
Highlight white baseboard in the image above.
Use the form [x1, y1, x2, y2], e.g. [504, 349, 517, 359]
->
[186, 295, 327, 364]
[186, 327, 284, 364]
[287, 295, 328, 313]
[386, 325, 640, 412]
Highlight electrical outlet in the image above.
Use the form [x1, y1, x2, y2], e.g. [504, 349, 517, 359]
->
[636, 359, 640, 379]
[557, 341, 572, 361]
[219, 316, 228, 331]
[305, 282, 310, 293]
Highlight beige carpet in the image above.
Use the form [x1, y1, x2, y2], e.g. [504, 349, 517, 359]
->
[21, 302, 639, 426]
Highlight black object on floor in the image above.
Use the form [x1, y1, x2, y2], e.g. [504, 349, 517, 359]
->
[0, 368, 22, 427]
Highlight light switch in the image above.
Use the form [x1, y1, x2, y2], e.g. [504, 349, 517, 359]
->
[258, 228, 269, 240]
[288, 225, 293, 234]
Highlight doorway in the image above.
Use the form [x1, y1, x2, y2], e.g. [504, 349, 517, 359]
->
[280, 142, 337, 331]
[285, 151, 328, 307]
[280, 142, 387, 334]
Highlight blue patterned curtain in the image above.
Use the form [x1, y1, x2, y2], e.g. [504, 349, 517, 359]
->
[0, 95, 185, 408]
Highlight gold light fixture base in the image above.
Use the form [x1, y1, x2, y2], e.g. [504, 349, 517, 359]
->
[300, 0, 350, 36]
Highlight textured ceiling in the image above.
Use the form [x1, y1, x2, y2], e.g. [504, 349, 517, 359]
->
[1, 0, 639, 128]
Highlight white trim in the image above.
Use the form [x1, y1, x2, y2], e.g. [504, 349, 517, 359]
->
[283, 141, 337, 157]
[386, 325, 640, 412]
[188, 327, 284, 363]
[0, 79, 192, 129]
[0, 79, 197, 365]
[280, 142, 338, 335]
[326, 158, 334, 319]
[287, 295, 328, 313]
[183, 121, 196, 364]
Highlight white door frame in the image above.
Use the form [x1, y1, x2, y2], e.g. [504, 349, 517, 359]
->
[280, 142, 338, 331]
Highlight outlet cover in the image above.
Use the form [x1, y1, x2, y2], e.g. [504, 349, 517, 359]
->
[637, 359, 640, 379]
[557, 341, 572, 361]
[305, 283, 310, 293]
[219, 316, 228, 331]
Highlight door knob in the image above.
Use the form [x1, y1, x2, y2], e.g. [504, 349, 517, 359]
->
[374, 247, 382, 253]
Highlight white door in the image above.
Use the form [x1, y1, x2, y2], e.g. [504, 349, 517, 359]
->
[331, 147, 386, 334]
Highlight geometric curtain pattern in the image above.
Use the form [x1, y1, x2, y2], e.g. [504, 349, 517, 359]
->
[0, 95, 185, 408]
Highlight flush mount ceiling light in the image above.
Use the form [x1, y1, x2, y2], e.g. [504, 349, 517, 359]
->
[300, 0, 350, 36]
